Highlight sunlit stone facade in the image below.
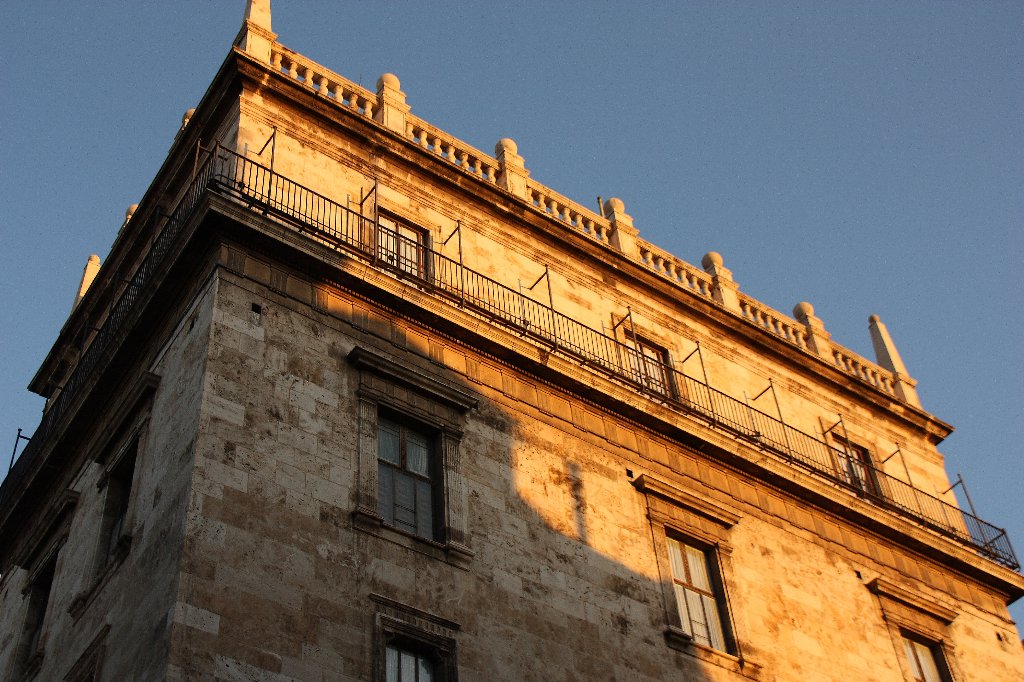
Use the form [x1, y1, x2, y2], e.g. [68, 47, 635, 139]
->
[2, 3, 1022, 681]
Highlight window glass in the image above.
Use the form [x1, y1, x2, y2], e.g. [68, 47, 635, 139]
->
[902, 635, 948, 682]
[667, 537, 728, 651]
[386, 644, 434, 682]
[378, 416, 437, 541]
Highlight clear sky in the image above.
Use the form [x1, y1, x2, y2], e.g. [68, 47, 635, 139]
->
[2, 1, 1022, 625]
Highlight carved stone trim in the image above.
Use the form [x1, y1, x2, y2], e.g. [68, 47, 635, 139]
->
[867, 577, 957, 625]
[348, 346, 478, 412]
[632, 474, 741, 528]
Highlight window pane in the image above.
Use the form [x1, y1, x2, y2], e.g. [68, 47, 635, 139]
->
[394, 472, 417, 532]
[667, 538, 687, 582]
[685, 545, 712, 592]
[379, 421, 401, 464]
[416, 479, 434, 539]
[386, 646, 400, 682]
[905, 638, 943, 682]
[685, 588, 710, 646]
[378, 466, 394, 525]
[703, 593, 726, 651]
[673, 584, 692, 637]
[418, 655, 434, 682]
[400, 651, 417, 682]
[406, 432, 430, 477]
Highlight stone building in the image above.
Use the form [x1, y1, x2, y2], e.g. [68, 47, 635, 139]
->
[1, 3, 1022, 680]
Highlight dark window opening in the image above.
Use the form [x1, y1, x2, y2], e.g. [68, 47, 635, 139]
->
[17, 551, 58, 674]
[378, 415, 440, 541]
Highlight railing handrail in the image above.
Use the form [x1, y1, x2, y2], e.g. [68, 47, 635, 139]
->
[4, 145, 1016, 572]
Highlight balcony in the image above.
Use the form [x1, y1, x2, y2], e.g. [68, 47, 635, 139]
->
[3, 145, 1017, 572]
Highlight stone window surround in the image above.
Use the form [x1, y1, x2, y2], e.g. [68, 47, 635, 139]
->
[348, 346, 477, 567]
[632, 473, 762, 680]
[867, 577, 959, 681]
[371, 594, 459, 682]
[68, 373, 158, 621]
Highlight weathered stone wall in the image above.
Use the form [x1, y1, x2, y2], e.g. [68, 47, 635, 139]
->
[235, 82, 961, 514]
[164, 252, 1023, 680]
[0, 274, 217, 681]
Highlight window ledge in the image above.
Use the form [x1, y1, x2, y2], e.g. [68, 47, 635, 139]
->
[664, 626, 762, 679]
[353, 509, 473, 569]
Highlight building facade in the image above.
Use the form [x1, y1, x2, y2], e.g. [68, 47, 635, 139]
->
[2, 3, 1022, 680]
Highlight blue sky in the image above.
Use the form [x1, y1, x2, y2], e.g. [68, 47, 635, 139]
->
[2, 2, 1022, 625]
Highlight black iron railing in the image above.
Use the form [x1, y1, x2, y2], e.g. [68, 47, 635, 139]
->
[3, 145, 1017, 572]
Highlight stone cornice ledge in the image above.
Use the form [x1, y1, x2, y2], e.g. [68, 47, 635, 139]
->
[347, 346, 478, 413]
[867, 577, 957, 624]
[632, 474, 741, 528]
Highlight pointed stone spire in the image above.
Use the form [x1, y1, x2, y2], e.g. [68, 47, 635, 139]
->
[73, 255, 101, 311]
[869, 315, 921, 407]
[235, 0, 276, 64]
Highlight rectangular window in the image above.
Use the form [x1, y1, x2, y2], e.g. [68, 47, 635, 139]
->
[901, 633, 952, 682]
[625, 334, 673, 396]
[379, 216, 427, 278]
[97, 438, 139, 569]
[667, 537, 728, 651]
[16, 550, 58, 675]
[386, 643, 435, 682]
[378, 416, 438, 541]
[832, 437, 878, 496]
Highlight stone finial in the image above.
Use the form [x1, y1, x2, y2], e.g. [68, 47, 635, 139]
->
[244, 0, 272, 30]
[73, 254, 102, 311]
[180, 108, 196, 131]
[235, 0, 276, 64]
[792, 301, 815, 323]
[868, 315, 921, 407]
[793, 301, 831, 358]
[495, 138, 529, 198]
[603, 198, 639, 256]
[125, 204, 139, 223]
[374, 72, 410, 134]
[701, 252, 740, 311]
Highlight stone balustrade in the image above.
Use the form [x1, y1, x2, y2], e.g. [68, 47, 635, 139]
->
[525, 181, 611, 244]
[405, 116, 500, 185]
[738, 294, 811, 351]
[269, 46, 376, 119]
[832, 346, 896, 395]
[258, 38, 911, 405]
[637, 238, 714, 300]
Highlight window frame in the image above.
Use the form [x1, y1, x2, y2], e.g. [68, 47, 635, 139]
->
[348, 346, 477, 566]
[376, 412, 442, 542]
[377, 214, 430, 280]
[830, 435, 880, 498]
[372, 594, 459, 682]
[631, 473, 753, 671]
[665, 535, 730, 652]
[866, 578, 958, 682]
[900, 631, 953, 682]
[623, 332, 675, 398]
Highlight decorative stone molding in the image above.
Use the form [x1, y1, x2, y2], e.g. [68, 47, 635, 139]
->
[234, 0, 277, 65]
[374, 73, 410, 135]
[493, 138, 528, 199]
[701, 252, 742, 313]
[793, 301, 832, 359]
[604, 198, 639, 256]
[631, 473, 741, 528]
[867, 577, 957, 626]
[868, 315, 921, 407]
